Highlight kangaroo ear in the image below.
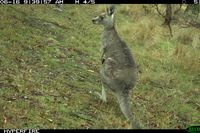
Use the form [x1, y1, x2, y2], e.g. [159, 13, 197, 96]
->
[106, 5, 115, 16]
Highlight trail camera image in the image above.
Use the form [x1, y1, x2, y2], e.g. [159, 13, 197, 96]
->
[0, 4, 199, 129]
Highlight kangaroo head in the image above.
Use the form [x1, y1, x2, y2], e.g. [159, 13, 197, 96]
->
[92, 5, 115, 29]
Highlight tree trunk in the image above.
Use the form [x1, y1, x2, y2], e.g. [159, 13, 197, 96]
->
[163, 4, 173, 37]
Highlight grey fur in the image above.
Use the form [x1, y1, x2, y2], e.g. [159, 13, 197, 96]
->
[92, 5, 141, 129]
[54, 4, 63, 12]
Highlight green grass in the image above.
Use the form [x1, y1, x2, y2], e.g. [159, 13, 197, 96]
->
[0, 5, 199, 129]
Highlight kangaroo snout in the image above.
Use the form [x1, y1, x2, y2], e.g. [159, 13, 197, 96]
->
[92, 17, 99, 24]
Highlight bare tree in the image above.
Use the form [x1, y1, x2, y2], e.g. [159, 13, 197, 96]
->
[174, 4, 182, 15]
[155, 4, 173, 37]
[163, 4, 173, 37]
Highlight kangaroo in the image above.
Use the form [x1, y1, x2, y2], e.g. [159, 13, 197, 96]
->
[92, 5, 141, 129]
[54, 3, 63, 12]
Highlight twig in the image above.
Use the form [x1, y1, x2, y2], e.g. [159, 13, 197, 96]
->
[92, 104, 111, 114]
[174, 4, 182, 14]
[70, 112, 93, 124]
[195, 103, 200, 108]
[3, 115, 7, 124]
[154, 4, 165, 18]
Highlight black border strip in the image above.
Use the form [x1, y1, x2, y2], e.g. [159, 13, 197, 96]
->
[62, 0, 195, 4]
[1, 0, 196, 4]
[0, 129, 189, 133]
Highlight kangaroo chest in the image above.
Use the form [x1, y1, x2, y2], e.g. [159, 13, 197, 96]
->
[101, 29, 136, 68]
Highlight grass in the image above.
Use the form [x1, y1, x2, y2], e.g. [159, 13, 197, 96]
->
[0, 5, 199, 129]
